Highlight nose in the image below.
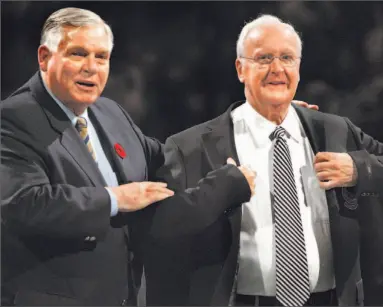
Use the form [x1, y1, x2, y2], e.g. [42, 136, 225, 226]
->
[83, 55, 98, 74]
[269, 57, 284, 73]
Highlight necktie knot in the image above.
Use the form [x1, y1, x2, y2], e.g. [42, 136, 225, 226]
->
[75, 117, 88, 132]
[270, 126, 287, 141]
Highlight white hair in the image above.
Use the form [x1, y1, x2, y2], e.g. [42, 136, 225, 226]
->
[236, 14, 302, 58]
[40, 7, 114, 52]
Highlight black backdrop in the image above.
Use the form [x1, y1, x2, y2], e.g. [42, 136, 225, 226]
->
[2, 1, 383, 142]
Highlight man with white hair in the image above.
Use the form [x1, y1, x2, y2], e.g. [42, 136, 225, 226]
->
[1, 7, 258, 306]
[144, 14, 383, 306]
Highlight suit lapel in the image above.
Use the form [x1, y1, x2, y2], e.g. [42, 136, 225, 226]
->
[201, 102, 243, 169]
[293, 106, 340, 209]
[89, 105, 131, 184]
[30, 72, 106, 186]
[293, 105, 325, 155]
[61, 129, 106, 186]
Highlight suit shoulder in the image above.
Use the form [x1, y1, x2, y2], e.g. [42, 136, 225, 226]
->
[95, 96, 119, 106]
[314, 110, 353, 130]
[1, 90, 42, 121]
[170, 120, 210, 141]
[167, 114, 224, 147]
[93, 96, 120, 111]
[318, 110, 345, 122]
[1, 90, 51, 143]
[296, 106, 348, 126]
[93, 96, 133, 119]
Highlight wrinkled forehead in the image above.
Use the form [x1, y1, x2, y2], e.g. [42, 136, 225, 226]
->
[244, 24, 301, 56]
[58, 24, 112, 52]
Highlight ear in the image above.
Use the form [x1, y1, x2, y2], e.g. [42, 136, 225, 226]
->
[235, 58, 245, 83]
[38, 45, 52, 72]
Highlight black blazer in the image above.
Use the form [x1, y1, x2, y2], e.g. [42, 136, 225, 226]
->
[144, 101, 383, 306]
[1, 74, 251, 306]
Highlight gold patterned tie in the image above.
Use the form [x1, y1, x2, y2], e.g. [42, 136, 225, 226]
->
[75, 117, 96, 161]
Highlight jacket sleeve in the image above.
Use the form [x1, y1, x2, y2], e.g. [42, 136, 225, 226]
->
[140, 137, 251, 240]
[1, 111, 111, 240]
[345, 118, 383, 199]
[112, 104, 251, 239]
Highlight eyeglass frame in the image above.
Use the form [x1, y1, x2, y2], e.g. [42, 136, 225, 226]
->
[239, 54, 301, 67]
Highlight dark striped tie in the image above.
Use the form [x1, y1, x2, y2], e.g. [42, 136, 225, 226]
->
[271, 126, 310, 306]
[75, 117, 96, 161]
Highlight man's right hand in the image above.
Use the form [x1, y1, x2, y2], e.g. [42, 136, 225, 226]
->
[227, 158, 256, 196]
[108, 182, 174, 212]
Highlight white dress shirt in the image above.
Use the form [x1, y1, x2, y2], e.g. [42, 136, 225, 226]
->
[231, 102, 335, 296]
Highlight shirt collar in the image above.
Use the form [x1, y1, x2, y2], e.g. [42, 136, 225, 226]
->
[280, 105, 302, 143]
[41, 72, 88, 126]
[243, 101, 302, 144]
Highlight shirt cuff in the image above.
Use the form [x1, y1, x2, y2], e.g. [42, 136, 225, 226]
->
[105, 188, 118, 216]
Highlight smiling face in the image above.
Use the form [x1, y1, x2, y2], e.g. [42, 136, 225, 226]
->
[235, 23, 301, 123]
[38, 24, 111, 114]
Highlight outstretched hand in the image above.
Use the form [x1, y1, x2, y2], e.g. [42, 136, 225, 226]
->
[109, 182, 174, 212]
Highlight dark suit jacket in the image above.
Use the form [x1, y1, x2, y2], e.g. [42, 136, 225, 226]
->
[1, 74, 251, 306]
[144, 101, 383, 306]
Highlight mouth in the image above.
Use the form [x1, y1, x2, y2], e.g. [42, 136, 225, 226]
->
[76, 81, 96, 88]
[267, 81, 287, 86]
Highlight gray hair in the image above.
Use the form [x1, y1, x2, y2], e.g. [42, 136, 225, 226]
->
[236, 14, 302, 58]
[40, 7, 114, 52]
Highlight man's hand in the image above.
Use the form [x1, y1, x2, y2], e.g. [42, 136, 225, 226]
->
[109, 182, 174, 212]
[292, 100, 319, 111]
[227, 158, 256, 196]
[314, 152, 358, 190]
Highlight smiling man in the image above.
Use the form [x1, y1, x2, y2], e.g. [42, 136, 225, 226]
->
[143, 14, 383, 306]
[1, 7, 259, 306]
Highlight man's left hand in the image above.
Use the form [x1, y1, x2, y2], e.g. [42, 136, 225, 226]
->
[314, 152, 358, 190]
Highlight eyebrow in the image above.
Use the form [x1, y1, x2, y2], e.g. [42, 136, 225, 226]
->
[67, 46, 110, 54]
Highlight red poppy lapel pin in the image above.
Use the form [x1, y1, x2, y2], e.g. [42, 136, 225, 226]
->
[114, 143, 126, 159]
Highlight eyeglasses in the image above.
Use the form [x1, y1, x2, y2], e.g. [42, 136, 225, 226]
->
[239, 54, 301, 67]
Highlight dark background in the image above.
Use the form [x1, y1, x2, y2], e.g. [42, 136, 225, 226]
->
[2, 1, 383, 142]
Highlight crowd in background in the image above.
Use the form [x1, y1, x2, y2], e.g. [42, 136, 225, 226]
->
[2, 1, 383, 141]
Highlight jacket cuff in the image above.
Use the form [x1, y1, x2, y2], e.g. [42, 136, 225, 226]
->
[348, 150, 373, 197]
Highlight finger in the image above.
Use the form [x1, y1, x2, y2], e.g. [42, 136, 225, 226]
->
[308, 104, 319, 110]
[146, 182, 168, 190]
[227, 157, 237, 166]
[147, 186, 174, 196]
[160, 188, 175, 196]
[316, 171, 331, 181]
[319, 180, 335, 190]
[250, 185, 255, 196]
[314, 152, 333, 163]
[149, 191, 174, 203]
[314, 162, 333, 173]
[292, 100, 308, 107]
